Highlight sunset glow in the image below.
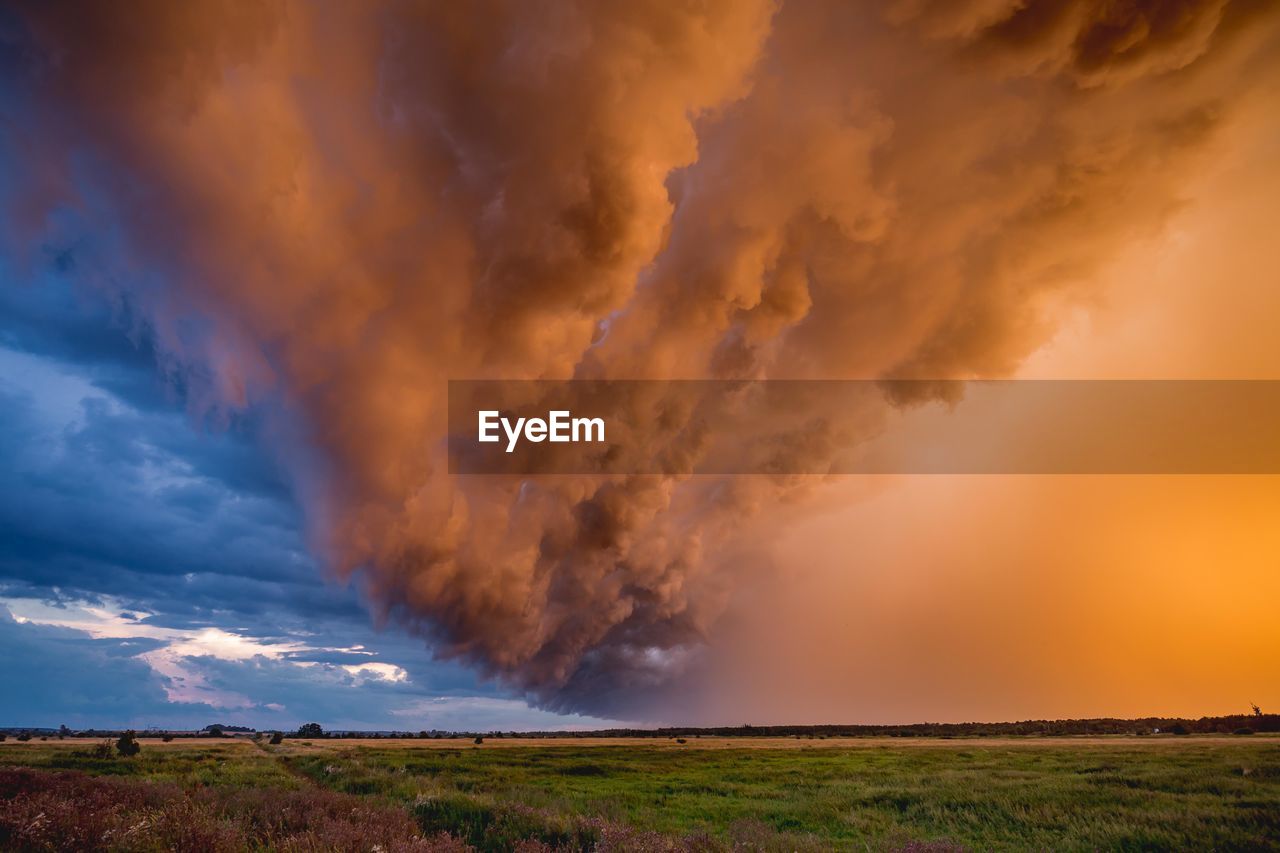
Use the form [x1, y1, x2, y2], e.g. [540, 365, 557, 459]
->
[1, 0, 1278, 731]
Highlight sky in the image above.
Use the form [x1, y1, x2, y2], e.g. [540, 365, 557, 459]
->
[1, 1, 1278, 729]
[0, 274, 628, 730]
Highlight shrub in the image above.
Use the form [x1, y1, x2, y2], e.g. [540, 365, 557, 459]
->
[116, 730, 142, 757]
[474, 736, 484, 745]
[270, 731, 284, 745]
[297, 722, 325, 739]
[1168, 723, 1191, 736]
[1234, 727, 1255, 736]
[162, 734, 174, 742]
[16, 732, 31, 742]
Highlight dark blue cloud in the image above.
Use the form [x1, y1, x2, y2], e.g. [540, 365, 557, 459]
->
[0, 606, 203, 728]
[0, 274, 512, 729]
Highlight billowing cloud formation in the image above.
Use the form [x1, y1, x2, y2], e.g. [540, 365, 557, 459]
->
[1, 1, 1277, 714]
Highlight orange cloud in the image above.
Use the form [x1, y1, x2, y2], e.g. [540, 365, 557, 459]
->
[3, 0, 1277, 717]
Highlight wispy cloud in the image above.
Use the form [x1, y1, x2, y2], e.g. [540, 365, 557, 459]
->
[2, 596, 407, 709]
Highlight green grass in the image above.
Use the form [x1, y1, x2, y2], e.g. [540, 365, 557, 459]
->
[3, 737, 1279, 850]
[284, 739, 1280, 850]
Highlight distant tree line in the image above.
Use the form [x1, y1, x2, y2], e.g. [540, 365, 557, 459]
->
[557, 713, 1279, 738]
[4, 710, 1274, 741]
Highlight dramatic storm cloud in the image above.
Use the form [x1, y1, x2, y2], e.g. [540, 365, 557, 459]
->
[2, 1, 1277, 716]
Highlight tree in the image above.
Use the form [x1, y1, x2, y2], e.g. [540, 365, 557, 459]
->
[1252, 703, 1263, 717]
[58, 724, 71, 739]
[296, 722, 324, 739]
[116, 730, 141, 757]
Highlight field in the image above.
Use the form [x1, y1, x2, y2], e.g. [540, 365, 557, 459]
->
[2, 735, 1278, 850]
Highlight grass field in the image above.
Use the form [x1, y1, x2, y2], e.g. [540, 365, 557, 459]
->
[2, 735, 1278, 850]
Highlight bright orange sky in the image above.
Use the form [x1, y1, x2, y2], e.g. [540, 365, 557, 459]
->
[685, 101, 1280, 723]
[5, 1, 1279, 726]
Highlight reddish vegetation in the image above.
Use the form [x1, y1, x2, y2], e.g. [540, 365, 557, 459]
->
[0, 767, 736, 852]
[0, 768, 467, 852]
